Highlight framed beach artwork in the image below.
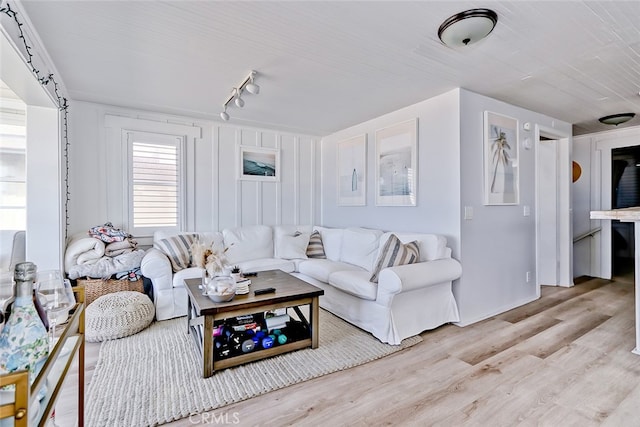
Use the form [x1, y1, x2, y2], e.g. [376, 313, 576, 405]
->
[337, 134, 367, 206]
[238, 146, 280, 182]
[483, 111, 519, 205]
[375, 119, 418, 206]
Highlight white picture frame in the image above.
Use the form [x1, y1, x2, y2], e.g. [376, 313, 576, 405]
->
[337, 134, 367, 206]
[375, 119, 418, 206]
[237, 146, 280, 182]
[483, 111, 519, 205]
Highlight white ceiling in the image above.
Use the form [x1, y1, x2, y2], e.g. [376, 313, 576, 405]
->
[18, 1, 640, 136]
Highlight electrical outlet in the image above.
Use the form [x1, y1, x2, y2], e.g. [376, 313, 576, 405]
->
[526, 271, 531, 283]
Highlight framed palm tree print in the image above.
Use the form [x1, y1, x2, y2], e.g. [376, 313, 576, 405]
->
[483, 111, 519, 205]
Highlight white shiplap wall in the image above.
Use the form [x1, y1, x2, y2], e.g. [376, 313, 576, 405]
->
[68, 101, 319, 244]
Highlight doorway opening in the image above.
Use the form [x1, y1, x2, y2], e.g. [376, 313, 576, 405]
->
[535, 126, 573, 289]
[611, 146, 640, 279]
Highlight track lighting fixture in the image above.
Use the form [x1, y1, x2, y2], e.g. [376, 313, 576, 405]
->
[219, 71, 259, 121]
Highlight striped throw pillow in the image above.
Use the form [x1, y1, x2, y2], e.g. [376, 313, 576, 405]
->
[156, 234, 196, 272]
[369, 234, 420, 283]
[306, 230, 327, 259]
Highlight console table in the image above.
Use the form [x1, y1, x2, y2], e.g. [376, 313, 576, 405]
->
[591, 207, 640, 355]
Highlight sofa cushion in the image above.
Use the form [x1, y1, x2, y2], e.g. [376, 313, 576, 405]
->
[273, 225, 313, 258]
[172, 266, 204, 288]
[278, 233, 310, 259]
[223, 225, 274, 264]
[0, 230, 25, 272]
[314, 227, 344, 261]
[156, 234, 197, 272]
[329, 270, 378, 301]
[340, 227, 383, 271]
[306, 231, 327, 259]
[370, 234, 420, 283]
[274, 232, 310, 260]
[236, 258, 295, 274]
[379, 232, 448, 262]
[298, 259, 362, 283]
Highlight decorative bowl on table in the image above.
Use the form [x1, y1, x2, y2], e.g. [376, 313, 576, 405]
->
[204, 275, 236, 303]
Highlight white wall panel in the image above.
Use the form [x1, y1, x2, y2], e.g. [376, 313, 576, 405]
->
[217, 126, 237, 230]
[26, 105, 62, 270]
[68, 102, 318, 243]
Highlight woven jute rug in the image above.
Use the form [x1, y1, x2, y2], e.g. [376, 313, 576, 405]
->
[86, 309, 422, 427]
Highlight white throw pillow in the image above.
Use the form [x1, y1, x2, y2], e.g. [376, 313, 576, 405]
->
[314, 226, 344, 261]
[276, 232, 310, 260]
[340, 227, 383, 271]
[222, 225, 274, 264]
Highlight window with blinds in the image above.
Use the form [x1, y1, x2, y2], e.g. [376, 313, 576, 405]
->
[128, 132, 184, 233]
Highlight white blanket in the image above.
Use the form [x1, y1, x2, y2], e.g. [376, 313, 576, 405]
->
[68, 249, 146, 280]
[64, 236, 105, 272]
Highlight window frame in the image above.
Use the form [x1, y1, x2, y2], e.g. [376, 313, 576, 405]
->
[125, 130, 186, 236]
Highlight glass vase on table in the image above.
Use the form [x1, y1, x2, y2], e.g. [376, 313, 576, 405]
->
[35, 271, 75, 349]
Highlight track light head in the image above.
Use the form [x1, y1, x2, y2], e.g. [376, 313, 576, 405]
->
[235, 96, 245, 108]
[220, 108, 229, 121]
[245, 82, 260, 95]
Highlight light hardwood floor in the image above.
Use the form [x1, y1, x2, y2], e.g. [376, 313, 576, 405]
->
[56, 274, 640, 426]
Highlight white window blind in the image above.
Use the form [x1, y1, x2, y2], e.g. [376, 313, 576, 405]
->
[128, 132, 184, 232]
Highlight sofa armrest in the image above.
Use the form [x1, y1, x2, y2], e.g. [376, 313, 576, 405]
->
[140, 248, 173, 292]
[377, 258, 462, 297]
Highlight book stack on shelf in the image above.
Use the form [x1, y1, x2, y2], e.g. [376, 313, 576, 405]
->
[235, 277, 251, 295]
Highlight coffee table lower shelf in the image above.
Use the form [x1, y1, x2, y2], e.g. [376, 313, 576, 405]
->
[188, 328, 312, 371]
[184, 272, 323, 378]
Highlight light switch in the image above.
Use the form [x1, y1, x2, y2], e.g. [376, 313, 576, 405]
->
[523, 205, 531, 216]
[464, 206, 473, 220]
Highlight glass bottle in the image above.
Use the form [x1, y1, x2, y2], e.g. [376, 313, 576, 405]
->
[0, 262, 49, 389]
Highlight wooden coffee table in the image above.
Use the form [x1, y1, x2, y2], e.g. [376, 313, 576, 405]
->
[184, 269, 324, 377]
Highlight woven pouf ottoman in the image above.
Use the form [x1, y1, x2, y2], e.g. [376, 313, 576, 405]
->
[86, 291, 154, 342]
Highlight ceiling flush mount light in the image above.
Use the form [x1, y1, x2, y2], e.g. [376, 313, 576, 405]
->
[219, 70, 259, 121]
[598, 113, 635, 126]
[438, 8, 498, 47]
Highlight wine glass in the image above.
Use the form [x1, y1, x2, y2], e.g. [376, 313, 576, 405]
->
[35, 270, 75, 348]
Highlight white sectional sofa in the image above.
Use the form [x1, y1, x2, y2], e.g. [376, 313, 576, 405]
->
[141, 225, 462, 345]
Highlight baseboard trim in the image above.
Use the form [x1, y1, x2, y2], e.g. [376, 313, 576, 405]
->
[453, 295, 539, 327]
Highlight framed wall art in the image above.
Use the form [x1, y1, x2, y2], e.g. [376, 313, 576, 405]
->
[237, 146, 280, 182]
[484, 111, 519, 205]
[375, 119, 418, 206]
[337, 134, 367, 206]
